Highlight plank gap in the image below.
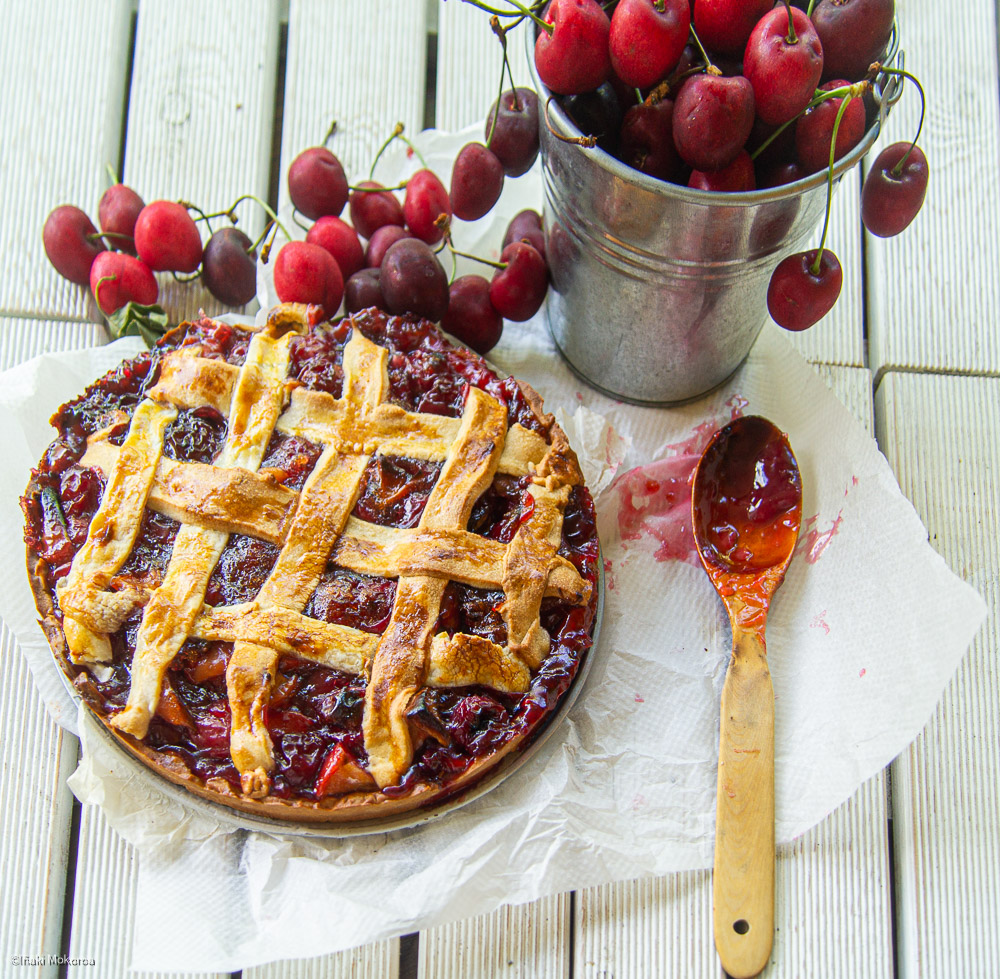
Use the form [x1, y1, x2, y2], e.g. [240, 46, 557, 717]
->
[57, 794, 83, 979]
[873, 362, 1000, 391]
[568, 890, 576, 979]
[423, 29, 438, 131]
[399, 932, 420, 979]
[115, 9, 139, 184]
[267, 19, 290, 217]
[885, 764, 900, 979]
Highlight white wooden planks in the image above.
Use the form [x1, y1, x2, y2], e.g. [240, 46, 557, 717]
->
[866, 2, 1000, 374]
[278, 0, 428, 206]
[122, 0, 281, 324]
[0, 625, 78, 979]
[0, 0, 132, 321]
[0, 317, 105, 365]
[246, 944, 400, 979]
[418, 895, 570, 979]
[875, 372, 1000, 978]
[576, 365, 894, 979]
[435, 0, 532, 133]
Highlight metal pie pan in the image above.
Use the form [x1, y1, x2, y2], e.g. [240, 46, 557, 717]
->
[68, 554, 605, 838]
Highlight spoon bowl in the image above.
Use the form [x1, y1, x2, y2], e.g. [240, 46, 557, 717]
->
[692, 415, 802, 979]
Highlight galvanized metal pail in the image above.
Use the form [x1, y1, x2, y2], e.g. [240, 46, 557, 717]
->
[529, 29, 902, 405]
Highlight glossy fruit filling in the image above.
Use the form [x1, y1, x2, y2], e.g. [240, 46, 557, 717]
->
[23, 311, 598, 803]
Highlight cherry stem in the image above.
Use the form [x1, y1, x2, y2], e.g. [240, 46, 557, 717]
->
[171, 270, 202, 284]
[448, 243, 507, 271]
[370, 122, 405, 179]
[543, 96, 598, 147]
[487, 17, 508, 148]
[322, 120, 338, 147]
[688, 26, 721, 75]
[217, 194, 292, 241]
[748, 80, 868, 161]
[291, 208, 311, 232]
[805, 0, 817, 16]
[461, 0, 551, 33]
[87, 231, 134, 244]
[811, 94, 853, 274]
[105, 163, 120, 187]
[645, 66, 707, 106]
[348, 180, 408, 193]
[260, 221, 281, 265]
[182, 201, 215, 234]
[249, 220, 275, 254]
[781, 0, 798, 44]
[878, 67, 926, 173]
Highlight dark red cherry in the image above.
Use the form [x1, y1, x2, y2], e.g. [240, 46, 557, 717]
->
[609, 0, 690, 90]
[348, 181, 405, 240]
[502, 210, 546, 262]
[688, 151, 755, 191]
[43, 205, 106, 286]
[287, 147, 349, 220]
[485, 88, 540, 177]
[344, 268, 386, 313]
[673, 74, 755, 172]
[812, 0, 894, 82]
[450, 143, 504, 221]
[795, 80, 866, 173]
[767, 248, 842, 331]
[535, 0, 612, 96]
[380, 238, 450, 321]
[693, 0, 773, 57]
[744, 5, 824, 126]
[98, 184, 144, 255]
[440, 275, 504, 355]
[860, 142, 928, 238]
[621, 99, 685, 182]
[202, 228, 257, 306]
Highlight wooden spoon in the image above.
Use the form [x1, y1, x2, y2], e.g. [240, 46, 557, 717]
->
[692, 415, 802, 979]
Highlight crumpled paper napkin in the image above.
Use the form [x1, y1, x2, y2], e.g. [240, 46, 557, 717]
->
[0, 126, 986, 972]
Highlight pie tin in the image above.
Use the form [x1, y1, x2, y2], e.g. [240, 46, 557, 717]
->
[64, 551, 605, 839]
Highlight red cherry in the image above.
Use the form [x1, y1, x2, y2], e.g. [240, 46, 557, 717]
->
[98, 184, 144, 255]
[287, 147, 349, 220]
[673, 74, 755, 172]
[688, 151, 756, 191]
[403, 169, 451, 245]
[489, 242, 548, 322]
[42, 205, 106, 286]
[348, 181, 405, 240]
[305, 215, 364, 280]
[365, 225, 414, 269]
[812, 0, 895, 83]
[620, 100, 685, 182]
[450, 143, 504, 222]
[502, 210, 547, 263]
[440, 275, 504, 355]
[535, 0, 612, 96]
[134, 201, 203, 273]
[273, 241, 344, 315]
[89, 252, 158, 315]
[860, 142, 928, 238]
[767, 249, 842, 331]
[795, 80, 866, 173]
[744, 5, 824, 127]
[609, 0, 690, 90]
[693, 0, 773, 57]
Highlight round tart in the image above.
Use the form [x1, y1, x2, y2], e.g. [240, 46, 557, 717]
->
[22, 304, 599, 823]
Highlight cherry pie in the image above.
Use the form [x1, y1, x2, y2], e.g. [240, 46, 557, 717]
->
[23, 304, 599, 822]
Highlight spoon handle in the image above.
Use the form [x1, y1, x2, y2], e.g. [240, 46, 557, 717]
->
[713, 625, 775, 979]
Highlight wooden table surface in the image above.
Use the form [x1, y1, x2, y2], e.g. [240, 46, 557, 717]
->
[1, 2, 997, 977]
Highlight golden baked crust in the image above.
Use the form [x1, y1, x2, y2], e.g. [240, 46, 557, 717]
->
[23, 304, 598, 824]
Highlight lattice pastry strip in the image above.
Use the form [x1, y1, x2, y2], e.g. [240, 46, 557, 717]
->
[227, 330, 389, 797]
[110, 324, 297, 739]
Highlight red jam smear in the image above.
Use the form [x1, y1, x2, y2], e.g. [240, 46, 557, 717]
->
[693, 416, 801, 573]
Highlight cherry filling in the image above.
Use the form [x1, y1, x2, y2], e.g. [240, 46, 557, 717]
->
[437, 584, 508, 645]
[179, 317, 251, 365]
[468, 474, 533, 542]
[205, 535, 281, 606]
[288, 320, 350, 395]
[305, 569, 397, 633]
[352, 456, 442, 528]
[259, 432, 324, 490]
[162, 407, 228, 464]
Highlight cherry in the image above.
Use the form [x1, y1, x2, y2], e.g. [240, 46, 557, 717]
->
[440, 275, 503, 355]
[348, 181, 405, 240]
[287, 147, 349, 220]
[561, 83, 623, 155]
[365, 224, 414, 268]
[503, 210, 546, 263]
[202, 228, 256, 306]
[89, 251, 158, 315]
[134, 200, 203, 273]
[620, 99, 685, 182]
[489, 242, 547, 322]
[380, 238, 449, 321]
[535, 0, 612, 96]
[688, 151, 755, 191]
[485, 88, 540, 177]
[693, 0, 773, 57]
[609, 0, 690, 90]
[672, 74, 755, 172]
[757, 159, 807, 188]
[795, 81, 866, 173]
[450, 143, 504, 221]
[42, 205, 106, 286]
[344, 268, 386, 314]
[273, 240, 344, 315]
[812, 0, 895, 83]
[860, 142, 928, 238]
[305, 215, 364, 280]
[403, 169, 451, 245]
[744, 5, 824, 127]
[767, 248, 842, 331]
[98, 184, 144, 255]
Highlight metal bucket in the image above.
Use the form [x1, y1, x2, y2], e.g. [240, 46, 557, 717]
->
[529, 28, 903, 405]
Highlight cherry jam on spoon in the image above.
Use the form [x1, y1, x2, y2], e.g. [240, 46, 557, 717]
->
[692, 415, 802, 979]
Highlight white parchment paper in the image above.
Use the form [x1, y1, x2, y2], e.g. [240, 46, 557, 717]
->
[0, 126, 986, 972]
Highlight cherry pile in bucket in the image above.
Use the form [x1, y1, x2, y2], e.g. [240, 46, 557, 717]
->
[469, 0, 928, 331]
